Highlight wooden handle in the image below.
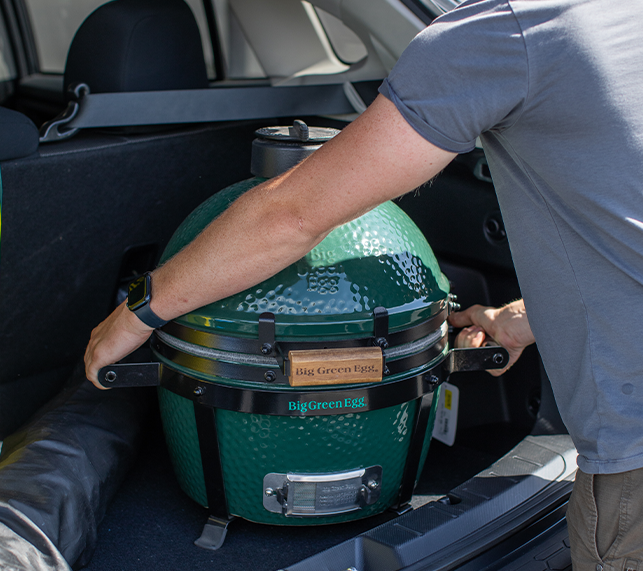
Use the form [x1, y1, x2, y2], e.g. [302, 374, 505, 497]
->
[288, 347, 383, 387]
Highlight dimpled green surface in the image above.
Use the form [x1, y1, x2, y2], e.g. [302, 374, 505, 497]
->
[221, 401, 417, 523]
[157, 387, 208, 507]
[159, 388, 439, 522]
[160, 178, 449, 338]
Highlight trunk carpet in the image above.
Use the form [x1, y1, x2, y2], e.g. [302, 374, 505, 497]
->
[80, 411, 526, 571]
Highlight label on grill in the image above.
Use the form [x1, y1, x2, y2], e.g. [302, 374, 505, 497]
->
[288, 347, 383, 387]
[432, 382, 459, 447]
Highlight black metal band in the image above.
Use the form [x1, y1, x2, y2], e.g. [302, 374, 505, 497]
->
[159, 364, 443, 417]
[152, 336, 287, 384]
[159, 306, 448, 356]
[151, 333, 447, 386]
[395, 393, 437, 509]
[193, 404, 229, 518]
[97, 344, 509, 391]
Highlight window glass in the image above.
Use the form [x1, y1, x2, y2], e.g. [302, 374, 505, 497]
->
[0, 15, 17, 81]
[184, 0, 216, 79]
[314, 7, 366, 65]
[417, 0, 462, 15]
[209, 0, 366, 80]
[24, 0, 215, 78]
[211, 0, 266, 79]
[24, 0, 106, 73]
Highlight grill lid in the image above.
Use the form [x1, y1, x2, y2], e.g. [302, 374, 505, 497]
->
[160, 178, 450, 340]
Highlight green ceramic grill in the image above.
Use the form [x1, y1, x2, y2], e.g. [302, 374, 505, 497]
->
[98, 122, 508, 549]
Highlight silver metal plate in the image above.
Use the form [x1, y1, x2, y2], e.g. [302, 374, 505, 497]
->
[263, 466, 382, 517]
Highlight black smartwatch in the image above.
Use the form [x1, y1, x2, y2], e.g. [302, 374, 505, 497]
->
[127, 272, 168, 329]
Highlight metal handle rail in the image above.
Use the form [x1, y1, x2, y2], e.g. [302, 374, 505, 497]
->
[97, 345, 508, 389]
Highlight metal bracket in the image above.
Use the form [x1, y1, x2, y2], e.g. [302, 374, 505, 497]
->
[394, 392, 435, 508]
[389, 503, 413, 516]
[372, 306, 389, 345]
[447, 293, 461, 314]
[258, 312, 276, 357]
[39, 83, 90, 143]
[443, 346, 509, 375]
[259, 311, 286, 377]
[97, 362, 160, 388]
[372, 306, 389, 375]
[194, 515, 234, 550]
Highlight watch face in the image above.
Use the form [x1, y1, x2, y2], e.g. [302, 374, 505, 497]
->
[128, 274, 151, 311]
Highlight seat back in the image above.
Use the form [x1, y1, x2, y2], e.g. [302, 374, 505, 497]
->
[0, 107, 38, 161]
[64, 0, 208, 97]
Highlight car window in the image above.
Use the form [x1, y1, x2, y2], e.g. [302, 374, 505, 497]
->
[184, 0, 217, 78]
[211, 0, 266, 79]
[211, 0, 362, 81]
[21, 0, 374, 83]
[24, 0, 109, 73]
[417, 0, 463, 15]
[314, 7, 367, 65]
[0, 12, 17, 102]
[0, 15, 17, 82]
[23, 0, 216, 78]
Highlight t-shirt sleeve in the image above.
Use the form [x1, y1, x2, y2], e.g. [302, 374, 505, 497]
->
[379, 0, 528, 153]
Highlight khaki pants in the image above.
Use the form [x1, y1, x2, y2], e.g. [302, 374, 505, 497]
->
[567, 467, 643, 571]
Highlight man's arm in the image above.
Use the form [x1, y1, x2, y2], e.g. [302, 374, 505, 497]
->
[448, 299, 535, 377]
[84, 94, 457, 388]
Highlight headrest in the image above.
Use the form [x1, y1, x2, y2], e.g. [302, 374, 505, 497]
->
[0, 107, 39, 161]
[64, 0, 208, 100]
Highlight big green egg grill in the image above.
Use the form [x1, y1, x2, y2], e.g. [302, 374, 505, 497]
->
[98, 122, 508, 549]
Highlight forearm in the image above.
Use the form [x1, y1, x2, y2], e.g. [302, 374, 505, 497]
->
[148, 175, 331, 321]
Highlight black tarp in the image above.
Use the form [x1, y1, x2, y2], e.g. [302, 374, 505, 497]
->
[0, 365, 151, 569]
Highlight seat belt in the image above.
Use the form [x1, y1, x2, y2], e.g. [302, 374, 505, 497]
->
[39, 82, 363, 143]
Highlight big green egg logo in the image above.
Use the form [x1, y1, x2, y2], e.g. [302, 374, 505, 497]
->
[289, 397, 366, 414]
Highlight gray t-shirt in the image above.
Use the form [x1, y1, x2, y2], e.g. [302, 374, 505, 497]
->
[380, 0, 643, 474]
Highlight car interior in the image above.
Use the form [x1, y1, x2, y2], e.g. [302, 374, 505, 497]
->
[0, 1, 575, 570]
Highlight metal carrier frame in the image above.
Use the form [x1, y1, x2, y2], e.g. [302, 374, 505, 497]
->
[98, 306, 508, 550]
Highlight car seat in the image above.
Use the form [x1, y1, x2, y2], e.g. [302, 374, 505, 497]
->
[64, 0, 208, 98]
[0, 106, 38, 161]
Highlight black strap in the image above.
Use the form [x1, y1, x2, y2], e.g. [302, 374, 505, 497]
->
[39, 82, 357, 143]
[193, 403, 229, 518]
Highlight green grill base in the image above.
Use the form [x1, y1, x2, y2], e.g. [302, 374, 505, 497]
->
[158, 386, 440, 525]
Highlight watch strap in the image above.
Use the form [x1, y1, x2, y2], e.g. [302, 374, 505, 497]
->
[132, 301, 168, 329]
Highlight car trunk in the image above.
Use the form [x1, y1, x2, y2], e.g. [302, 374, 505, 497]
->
[0, 119, 573, 570]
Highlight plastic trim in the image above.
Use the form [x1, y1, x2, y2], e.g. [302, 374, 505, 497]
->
[279, 435, 577, 571]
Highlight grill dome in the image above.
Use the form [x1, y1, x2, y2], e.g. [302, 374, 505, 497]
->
[160, 178, 450, 339]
